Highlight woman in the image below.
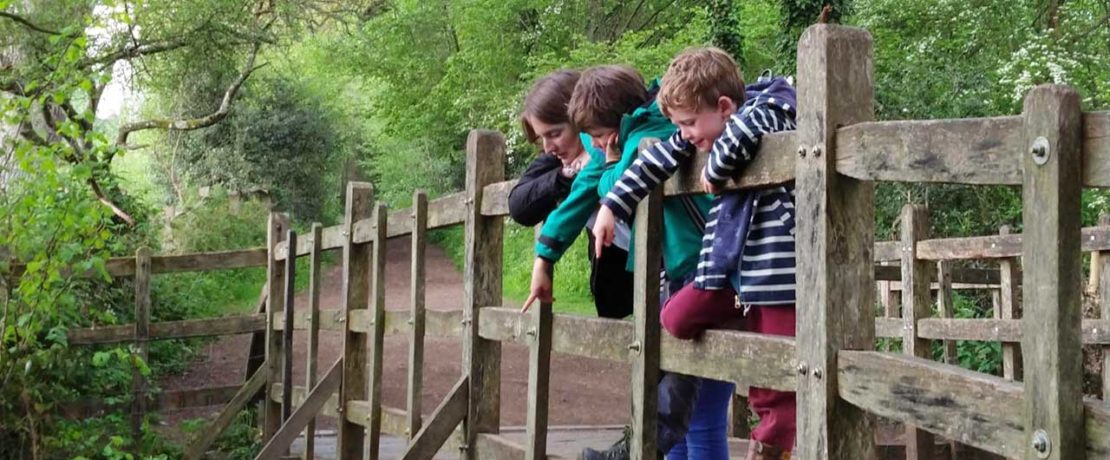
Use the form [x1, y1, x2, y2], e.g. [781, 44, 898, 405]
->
[508, 70, 634, 319]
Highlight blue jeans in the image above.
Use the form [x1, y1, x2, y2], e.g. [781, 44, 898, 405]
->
[663, 377, 734, 460]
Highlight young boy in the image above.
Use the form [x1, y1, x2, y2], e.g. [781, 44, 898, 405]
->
[591, 48, 799, 460]
[565, 65, 730, 460]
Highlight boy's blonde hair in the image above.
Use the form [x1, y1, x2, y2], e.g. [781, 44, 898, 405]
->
[568, 65, 647, 132]
[658, 47, 746, 117]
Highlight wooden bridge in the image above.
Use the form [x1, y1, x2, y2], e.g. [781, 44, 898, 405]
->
[14, 23, 1110, 459]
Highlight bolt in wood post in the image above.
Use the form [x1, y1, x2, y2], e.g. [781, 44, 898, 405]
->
[794, 24, 877, 460]
[407, 191, 428, 440]
[337, 183, 374, 460]
[132, 247, 151, 447]
[1021, 84, 1084, 460]
[462, 130, 505, 459]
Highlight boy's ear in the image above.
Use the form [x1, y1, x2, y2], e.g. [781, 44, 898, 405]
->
[717, 96, 737, 117]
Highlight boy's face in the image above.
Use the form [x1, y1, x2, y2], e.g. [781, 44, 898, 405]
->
[585, 126, 620, 159]
[528, 116, 583, 166]
[667, 96, 737, 153]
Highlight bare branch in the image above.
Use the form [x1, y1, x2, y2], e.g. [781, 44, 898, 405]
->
[114, 43, 263, 148]
[16, 121, 49, 147]
[83, 38, 190, 68]
[0, 11, 69, 36]
[88, 177, 136, 226]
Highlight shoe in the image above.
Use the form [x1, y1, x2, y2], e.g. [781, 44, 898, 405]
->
[581, 426, 631, 460]
[746, 440, 791, 460]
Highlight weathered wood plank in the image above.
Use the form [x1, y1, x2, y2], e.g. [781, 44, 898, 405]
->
[337, 183, 373, 460]
[279, 308, 462, 337]
[631, 172, 663, 460]
[270, 383, 340, 419]
[481, 179, 517, 217]
[1022, 85, 1085, 460]
[915, 226, 1110, 261]
[281, 231, 297, 424]
[356, 191, 467, 242]
[479, 307, 797, 390]
[874, 264, 998, 286]
[525, 268, 553, 459]
[874, 318, 902, 339]
[663, 131, 796, 196]
[274, 225, 344, 261]
[998, 226, 1022, 382]
[473, 432, 562, 460]
[68, 314, 266, 344]
[900, 205, 936, 460]
[132, 248, 151, 444]
[255, 359, 342, 460]
[1102, 220, 1110, 398]
[365, 203, 389, 457]
[66, 384, 246, 418]
[11, 248, 269, 279]
[878, 318, 1110, 344]
[462, 129, 506, 458]
[794, 24, 877, 460]
[936, 261, 957, 365]
[400, 376, 469, 460]
[835, 116, 1023, 185]
[303, 224, 322, 460]
[264, 213, 289, 440]
[838, 351, 1023, 458]
[408, 191, 428, 440]
[345, 402, 409, 438]
[185, 362, 269, 460]
[830, 111, 1110, 188]
[875, 241, 900, 262]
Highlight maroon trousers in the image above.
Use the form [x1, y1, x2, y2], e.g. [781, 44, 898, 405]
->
[660, 284, 798, 450]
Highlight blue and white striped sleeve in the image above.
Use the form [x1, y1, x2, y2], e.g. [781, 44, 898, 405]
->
[599, 131, 694, 222]
[703, 103, 796, 185]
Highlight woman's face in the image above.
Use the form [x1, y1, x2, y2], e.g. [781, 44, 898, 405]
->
[528, 116, 583, 165]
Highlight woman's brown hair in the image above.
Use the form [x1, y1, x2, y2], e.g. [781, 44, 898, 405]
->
[521, 70, 581, 143]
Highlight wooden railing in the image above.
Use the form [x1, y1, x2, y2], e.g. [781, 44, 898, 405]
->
[9, 22, 1110, 460]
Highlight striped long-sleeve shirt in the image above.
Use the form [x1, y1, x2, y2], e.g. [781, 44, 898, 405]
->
[599, 77, 798, 304]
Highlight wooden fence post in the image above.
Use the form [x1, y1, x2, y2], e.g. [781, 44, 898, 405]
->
[281, 230, 297, 425]
[462, 130, 505, 459]
[408, 191, 428, 440]
[794, 24, 877, 460]
[1021, 84, 1084, 460]
[998, 225, 1022, 382]
[631, 185, 663, 460]
[366, 202, 389, 457]
[935, 261, 956, 366]
[525, 234, 553, 459]
[264, 213, 289, 440]
[131, 247, 151, 445]
[338, 183, 374, 460]
[303, 223, 322, 460]
[899, 205, 935, 460]
[1099, 215, 1110, 400]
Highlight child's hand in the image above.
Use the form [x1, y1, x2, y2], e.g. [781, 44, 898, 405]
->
[592, 205, 617, 259]
[521, 257, 554, 313]
[701, 175, 722, 195]
[603, 135, 621, 163]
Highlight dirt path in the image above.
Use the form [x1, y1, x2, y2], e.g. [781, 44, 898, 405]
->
[160, 237, 630, 430]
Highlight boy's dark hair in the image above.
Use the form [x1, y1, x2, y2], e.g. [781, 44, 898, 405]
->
[567, 65, 647, 132]
[521, 70, 581, 143]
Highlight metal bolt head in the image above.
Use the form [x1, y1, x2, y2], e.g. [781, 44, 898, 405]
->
[797, 146, 807, 158]
[812, 367, 823, 380]
[628, 341, 642, 353]
[1032, 429, 1051, 458]
[1031, 136, 1050, 166]
[796, 362, 808, 375]
[525, 328, 537, 337]
[812, 145, 823, 158]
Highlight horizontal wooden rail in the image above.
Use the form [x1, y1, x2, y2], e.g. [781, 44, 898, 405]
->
[874, 318, 1110, 344]
[10, 248, 267, 279]
[66, 384, 243, 418]
[837, 350, 1110, 458]
[478, 307, 796, 391]
[269, 382, 422, 440]
[68, 314, 266, 345]
[271, 309, 462, 337]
